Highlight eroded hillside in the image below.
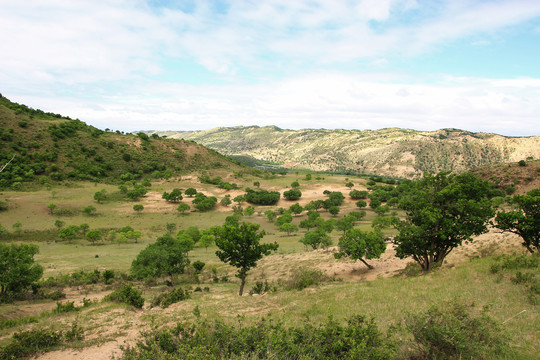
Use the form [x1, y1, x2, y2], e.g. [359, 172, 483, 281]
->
[151, 126, 540, 178]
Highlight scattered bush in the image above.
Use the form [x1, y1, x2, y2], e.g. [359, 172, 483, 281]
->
[406, 302, 510, 360]
[104, 284, 144, 309]
[151, 287, 190, 308]
[285, 267, 331, 290]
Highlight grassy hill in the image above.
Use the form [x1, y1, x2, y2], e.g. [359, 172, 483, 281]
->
[0, 95, 246, 190]
[150, 126, 540, 178]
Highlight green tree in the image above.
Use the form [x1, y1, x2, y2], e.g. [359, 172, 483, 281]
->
[131, 234, 192, 280]
[336, 216, 354, 235]
[0, 243, 43, 300]
[244, 206, 255, 217]
[47, 203, 56, 215]
[233, 195, 246, 205]
[279, 223, 298, 236]
[289, 203, 304, 216]
[79, 223, 89, 237]
[346, 181, 354, 189]
[220, 195, 232, 207]
[283, 189, 302, 200]
[59, 225, 79, 242]
[94, 189, 107, 203]
[335, 229, 386, 269]
[133, 204, 144, 213]
[162, 189, 183, 202]
[265, 210, 277, 222]
[215, 222, 278, 296]
[166, 222, 177, 234]
[494, 189, 539, 253]
[86, 229, 102, 245]
[199, 233, 215, 252]
[54, 219, 65, 229]
[177, 203, 191, 214]
[185, 188, 197, 197]
[291, 181, 300, 189]
[329, 206, 340, 216]
[253, 181, 260, 188]
[83, 205, 97, 216]
[350, 190, 369, 199]
[374, 205, 390, 216]
[356, 200, 367, 208]
[300, 229, 332, 250]
[394, 172, 494, 272]
[275, 212, 293, 226]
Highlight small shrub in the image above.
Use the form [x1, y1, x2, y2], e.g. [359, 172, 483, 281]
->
[285, 267, 330, 290]
[103, 269, 115, 284]
[406, 302, 511, 360]
[151, 287, 190, 308]
[0, 328, 62, 359]
[511, 271, 535, 284]
[104, 284, 144, 309]
[249, 280, 271, 295]
[192, 260, 205, 274]
[53, 301, 78, 314]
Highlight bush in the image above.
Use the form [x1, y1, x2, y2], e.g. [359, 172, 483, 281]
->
[104, 284, 144, 308]
[0, 328, 63, 359]
[116, 314, 396, 360]
[406, 302, 510, 360]
[151, 287, 190, 308]
[285, 267, 331, 290]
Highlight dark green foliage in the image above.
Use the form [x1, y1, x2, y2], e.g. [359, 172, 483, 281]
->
[184, 188, 197, 197]
[249, 280, 271, 295]
[192, 193, 217, 211]
[117, 314, 395, 360]
[349, 189, 369, 199]
[518, 159, 527, 166]
[335, 229, 386, 269]
[0, 243, 43, 300]
[162, 189, 183, 202]
[215, 222, 278, 295]
[283, 188, 302, 200]
[494, 188, 539, 253]
[394, 172, 495, 271]
[131, 234, 192, 279]
[103, 270, 115, 284]
[192, 260, 205, 273]
[86, 229, 102, 244]
[93, 189, 107, 203]
[300, 229, 332, 250]
[151, 287, 190, 308]
[104, 284, 144, 308]
[406, 302, 510, 360]
[244, 188, 280, 205]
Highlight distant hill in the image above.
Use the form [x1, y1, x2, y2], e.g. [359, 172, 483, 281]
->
[148, 126, 540, 178]
[0, 95, 243, 189]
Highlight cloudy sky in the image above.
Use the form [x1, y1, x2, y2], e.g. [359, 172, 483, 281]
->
[1, 0, 540, 136]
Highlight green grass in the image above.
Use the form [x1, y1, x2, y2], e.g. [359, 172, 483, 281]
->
[1, 176, 538, 359]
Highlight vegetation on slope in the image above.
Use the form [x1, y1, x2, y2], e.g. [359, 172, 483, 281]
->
[0, 95, 246, 189]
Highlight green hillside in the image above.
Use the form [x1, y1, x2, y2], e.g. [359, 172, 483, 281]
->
[0, 95, 244, 189]
[151, 126, 540, 178]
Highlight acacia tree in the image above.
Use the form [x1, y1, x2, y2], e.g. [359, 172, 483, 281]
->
[215, 222, 278, 296]
[335, 229, 386, 269]
[394, 172, 494, 272]
[494, 189, 539, 253]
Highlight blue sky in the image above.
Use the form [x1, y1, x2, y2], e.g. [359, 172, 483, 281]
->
[1, 0, 540, 136]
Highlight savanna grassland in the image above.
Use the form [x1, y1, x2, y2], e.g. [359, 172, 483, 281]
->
[0, 169, 538, 360]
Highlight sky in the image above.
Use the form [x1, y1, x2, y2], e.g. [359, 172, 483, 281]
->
[1, 0, 540, 136]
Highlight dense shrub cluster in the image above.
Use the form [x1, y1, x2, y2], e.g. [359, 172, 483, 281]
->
[151, 287, 190, 308]
[244, 188, 280, 205]
[118, 315, 396, 360]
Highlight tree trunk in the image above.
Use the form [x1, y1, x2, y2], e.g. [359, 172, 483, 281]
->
[359, 258, 374, 269]
[239, 275, 246, 296]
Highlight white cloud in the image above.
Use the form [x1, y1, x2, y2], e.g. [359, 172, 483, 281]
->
[1, 1, 540, 136]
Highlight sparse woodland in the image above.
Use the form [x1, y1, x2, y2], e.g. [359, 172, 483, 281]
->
[0, 97, 539, 359]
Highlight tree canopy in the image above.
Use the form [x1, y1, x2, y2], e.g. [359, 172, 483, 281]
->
[215, 222, 278, 295]
[394, 172, 494, 271]
[0, 243, 43, 300]
[494, 189, 540, 253]
[335, 229, 386, 269]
